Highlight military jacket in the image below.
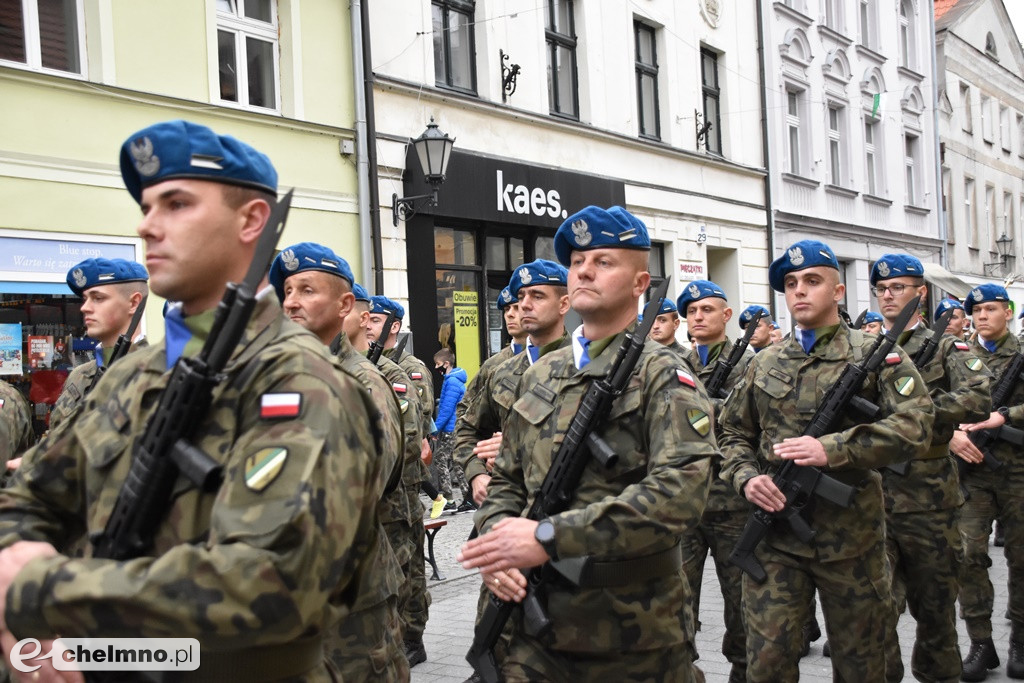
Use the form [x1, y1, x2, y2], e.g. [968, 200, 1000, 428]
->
[0, 381, 33, 467]
[454, 343, 520, 482]
[387, 348, 433, 517]
[686, 339, 754, 513]
[665, 339, 689, 358]
[881, 325, 991, 513]
[719, 324, 934, 562]
[970, 333, 1024, 470]
[478, 332, 716, 653]
[376, 353, 426, 525]
[50, 339, 149, 432]
[0, 295, 382, 673]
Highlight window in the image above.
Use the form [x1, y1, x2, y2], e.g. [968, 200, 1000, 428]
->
[824, 0, 842, 32]
[1003, 192, 1014, 244]
[0, 0, 84, 74]
[546, 0, 578, 118]
[942, 167, 953, 242]
[865, 117, 882, 195]
[1018, 113, 1024, 157]
[432, 0, 476, 93]
[786, 88, 806, 176]
[827, 104, 845, 186]
[635, 22, 660, 140]
[216, 0, 278, 110]
[986, 185, 996, 250]
[700, 47, 723, 154]
[985, 32, 998, 59]
[965, 178, 978, 247]
[981, 95, 993, 142]
[898, 0, 915, 70]
[1000, 105, 1011, 152]
[904, 132, 920, 206]
[960, 83, 973, 133]
[858, 0, 877, 48]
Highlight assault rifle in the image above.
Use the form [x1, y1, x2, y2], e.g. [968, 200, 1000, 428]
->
[84, 295, 148, 397]
[90, 190, 293, 561]
[368, 308, 397, 366]
[852, 309, 868, 330]
[704, 309, 764, 399]
[393, 332, 409, 359]
[886, 306, 954, 475]
[966, 350, 1024, 470]
[465, 280, 671, 683]
[729, 296, 921, 583]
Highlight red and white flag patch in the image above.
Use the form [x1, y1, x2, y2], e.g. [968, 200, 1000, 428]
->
[884, 352, 902, 365]
[392, 382, 407, 394]
[410, 372, 423, 380]
[260, 393, 302, 419]
[954, 341, 970, 351]
[676, 368, 696, 388]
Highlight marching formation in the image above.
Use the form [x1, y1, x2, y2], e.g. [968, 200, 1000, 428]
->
[0, 120, 1020, 683]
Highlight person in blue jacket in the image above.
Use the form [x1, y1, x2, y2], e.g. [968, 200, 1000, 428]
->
[432, 348, 472, 511]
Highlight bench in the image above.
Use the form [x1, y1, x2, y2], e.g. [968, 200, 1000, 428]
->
[424, 518, 448, 581]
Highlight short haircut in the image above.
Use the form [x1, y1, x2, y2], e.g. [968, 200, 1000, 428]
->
[433, 348, 455, 365]
[111, 280, 149, 300]
[220, 184, 277, 209]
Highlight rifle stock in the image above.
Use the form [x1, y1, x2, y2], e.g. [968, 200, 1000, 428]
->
[369, 309, 397, 365]
[704, 310, 763, 399]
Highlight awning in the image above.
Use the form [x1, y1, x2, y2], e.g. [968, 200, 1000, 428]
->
[922, 263, 972, 299]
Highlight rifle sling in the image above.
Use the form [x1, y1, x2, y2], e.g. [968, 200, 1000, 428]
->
[551, 542, 681, 588]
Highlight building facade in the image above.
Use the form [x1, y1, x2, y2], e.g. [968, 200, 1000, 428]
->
[368, 0, 770, 378]
[935, 0, 1024, 318]
[762, 0, 943, 327]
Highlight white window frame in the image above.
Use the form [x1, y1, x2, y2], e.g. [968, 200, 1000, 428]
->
[904, 131, 920, 206]
[965, 178, 978, 248]
[1003, 191, 1013, 242]
[942, 167, 953, 242]
[1017, 112, 1024, 158]
[785, 87, 808, 177]
[0, 0, 87, 77]
[961, 83, 973, 133]
[981, 95, 993, 142]
[214, 0, 281, 112]
[1000, 105, 1011, 152]
[864, 115, 883, 196]
[823, 0, 843, 32]
[898, 0, 916, 70]
[858, 0, 877, 49]
[827, 103, 846, 186]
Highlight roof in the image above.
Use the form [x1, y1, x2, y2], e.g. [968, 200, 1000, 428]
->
[935, 0, 959, 20]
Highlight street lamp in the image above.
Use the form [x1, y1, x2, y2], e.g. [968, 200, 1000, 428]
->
[392, 118, 455, 226]
[984, 232, 1014, 275]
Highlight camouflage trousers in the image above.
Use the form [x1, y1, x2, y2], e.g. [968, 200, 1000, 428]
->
[743, 543, 890, 682]
[401, 512, 431, 641]
[501, 627, 704, 683]
[959, 469, 1024, 641]
[680, 508, 747, 675]
[883, 506, 962, 683]
[432, 431, 468, 501]
[326, 594, 410, 682]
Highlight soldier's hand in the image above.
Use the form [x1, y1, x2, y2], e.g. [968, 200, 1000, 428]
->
[0, 542, 58, 631]
[961, 412, 1007, 432]
[471, 474, 491, 505]
[950, 429, 985, 464]
[473, 433, 503, 469]
[420, 438, 432, 466]
[1, 631, 83, 683]
[457, 517, 548, 574]
[743, 475, 786, 512]
[5, 458, 20, 471]
[480, 568, 527, 603]
[773, 436, 827, 467]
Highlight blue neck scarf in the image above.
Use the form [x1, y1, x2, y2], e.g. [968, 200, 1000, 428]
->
[164, 306, 192, 370]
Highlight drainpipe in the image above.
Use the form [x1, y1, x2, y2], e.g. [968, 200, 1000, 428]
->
[755, 0, 777, 319]
[929, 10, 948, 272]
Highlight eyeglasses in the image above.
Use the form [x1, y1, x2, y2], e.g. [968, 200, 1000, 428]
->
[872, 284, 911, 297]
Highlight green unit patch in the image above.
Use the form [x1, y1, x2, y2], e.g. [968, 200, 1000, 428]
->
[399, 398, 409, 414]
[245, 447, 287, 492]
[965, 357, 984, 372]
[894, 376, 916, 396]
[687, 409, 711, 437]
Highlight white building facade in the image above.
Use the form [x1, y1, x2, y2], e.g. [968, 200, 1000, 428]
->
[935, 0, 1024, 322]
[763, 0, 943, 328]
[368, 0, 769, 376]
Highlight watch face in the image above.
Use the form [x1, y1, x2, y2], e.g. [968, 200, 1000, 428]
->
[536, 521, 555, 544]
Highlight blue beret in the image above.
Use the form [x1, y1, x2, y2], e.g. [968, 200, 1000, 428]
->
[964, 283, 1009, 315]
[676, 280, 727, 319]
[67, 258, 148, 297]
[269, 242, 354, 302]
[771, 321, 780, 330]
[370, 295, 405, 320]
[862, 311, 884, 325]
[120, 120, 277, 204]
[508, 259, 568, 297]
[496, 287, 515, 311]
[870, 253, 924, 285]
[655, 298, 678, 315]
[352, 283, 371, 303]
[769, 240, 839, 293]
[553, 205, 650, 266]
[739, 305, 770, 329]
[934, 298, 964, 320]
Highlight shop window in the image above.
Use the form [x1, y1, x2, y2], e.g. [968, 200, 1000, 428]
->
[644, 242, 667, 302]
[434, 226, 478, 266]
[0, 0, 85, 75]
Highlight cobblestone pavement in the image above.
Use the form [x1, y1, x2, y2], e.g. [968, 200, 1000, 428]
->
[412, 499, 1017, 682]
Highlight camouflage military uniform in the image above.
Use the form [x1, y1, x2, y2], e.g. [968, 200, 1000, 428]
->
[666, 339, 689, 358]
[681, 339, 753, 679]
[384, 346, 434, 645]
[719, 324, 933, 682]
[454, 342, 520, 484]
[0, 380, 33, 467]
[49, 340, 149, 432]
[959, 333, 1024, 643]
[477, 332, 717, 682]
[0, 295, 383, 682]
[330, 334, 409, 681]
[881, 326, 990, 682]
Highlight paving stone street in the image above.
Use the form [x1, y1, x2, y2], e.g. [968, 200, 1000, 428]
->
[412, 500, 1017, 682]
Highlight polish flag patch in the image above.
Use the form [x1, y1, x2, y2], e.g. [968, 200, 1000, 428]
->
[676, 369, 696, 388]
[392, 382, 407, 394]
[260, 393, 302, 419]
[884, 352, 902, 365]
[410, 372, 423, 380]
[954, 341, 970, 351]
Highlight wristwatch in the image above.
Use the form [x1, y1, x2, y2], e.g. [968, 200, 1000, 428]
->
[534, 518, 558, 561]
[997, 406, 1010, 421]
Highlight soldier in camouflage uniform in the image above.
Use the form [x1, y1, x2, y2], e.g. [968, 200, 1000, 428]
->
[49, 257, 149, 432]
[459, 205, 716, 682]
[719, 239, 934, 683]
[0, 380, 32, 469]
[0, 120, 384, 681]
[648, 297, 687, 357]
[739, 305, 774, 353]
[455, 285, 526, 507]
[870, 254, 991, 683]
[366, 295, 435, 667]
[955, 284, 1024, 681]
[677, 279, 755, 682]
[937, 298, 969, 340]
[270, 242, 409, 681]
